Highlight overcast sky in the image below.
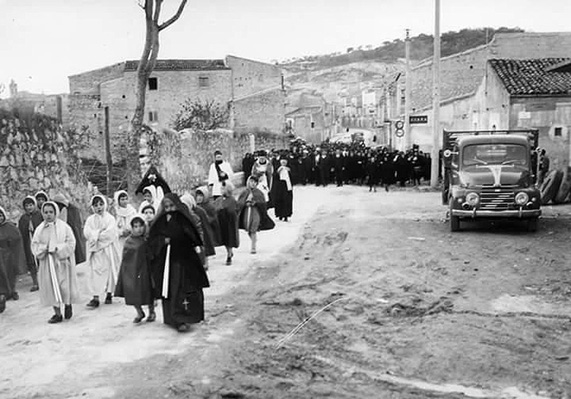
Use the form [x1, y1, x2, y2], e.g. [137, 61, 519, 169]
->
[0, 0, 569, 97]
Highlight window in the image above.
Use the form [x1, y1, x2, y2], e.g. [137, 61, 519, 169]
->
[311, 121, 315, 129]
[148, 77, 158, 90]
[199, 76, 209, 88]
[554, 127, 562, 137]
[148, 111, 158, 122]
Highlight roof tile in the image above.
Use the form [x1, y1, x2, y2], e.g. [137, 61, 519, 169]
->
[490, 58, 571, 95]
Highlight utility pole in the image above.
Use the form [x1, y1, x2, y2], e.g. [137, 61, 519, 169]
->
[405, 28, 412, 149]
[430, 0, 441, 188]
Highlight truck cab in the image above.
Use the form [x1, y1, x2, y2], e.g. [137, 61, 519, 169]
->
[442, 129, 541, 232]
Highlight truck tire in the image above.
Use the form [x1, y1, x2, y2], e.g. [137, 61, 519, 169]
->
[553, 171, 571, 204]
[540, 170, 563, 205]
[527, 217, 538, 232]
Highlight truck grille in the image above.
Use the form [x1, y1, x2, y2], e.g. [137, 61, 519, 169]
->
[479, 185, 516, 210]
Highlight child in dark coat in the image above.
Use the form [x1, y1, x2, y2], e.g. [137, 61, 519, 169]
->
[114, 215, 156, 323]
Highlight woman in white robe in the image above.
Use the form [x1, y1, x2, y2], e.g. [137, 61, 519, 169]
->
[113, 190, 137, 255]
[31, 201, 80, 323]
[84, 195, 120, 308]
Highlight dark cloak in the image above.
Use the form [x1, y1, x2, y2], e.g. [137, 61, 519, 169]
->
[54, 201, 86, 264]
[18, 210, 43, 272]
[135, 166, 172, 196]
[114, 235, 154, 306]
[237, 187, 275, 232]
[193, 206, 216, 257]
[214, 195, 239, 248]
[148, 193, 209, 327]
[0, 219, 27, 296]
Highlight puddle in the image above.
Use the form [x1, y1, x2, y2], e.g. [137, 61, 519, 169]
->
[491, 294, 571, 317]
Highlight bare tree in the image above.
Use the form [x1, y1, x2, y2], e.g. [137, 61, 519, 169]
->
[127, 0, 188, 192]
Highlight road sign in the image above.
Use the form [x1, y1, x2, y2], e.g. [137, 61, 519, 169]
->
[395, 129, 405, 138]
[395, 120, 404, 130]
[410, 115, 428, 124]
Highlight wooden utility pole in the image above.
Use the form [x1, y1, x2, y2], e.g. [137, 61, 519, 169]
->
[404, 29, 412, 149]
[104, 106, 113, 195]
[430, 0, 441, 188]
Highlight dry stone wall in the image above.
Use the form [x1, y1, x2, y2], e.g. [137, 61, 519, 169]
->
[141, 127, 289, 193]
[0, 110, 93, 221]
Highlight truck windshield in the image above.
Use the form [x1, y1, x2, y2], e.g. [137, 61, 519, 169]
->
[462, 144, 528, 167]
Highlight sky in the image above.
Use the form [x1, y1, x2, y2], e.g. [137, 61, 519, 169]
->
[0, 0, 570, 97]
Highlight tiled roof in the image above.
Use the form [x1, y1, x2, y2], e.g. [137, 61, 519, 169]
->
[124, 59, 230, 72]
[490, 58, 571, 95]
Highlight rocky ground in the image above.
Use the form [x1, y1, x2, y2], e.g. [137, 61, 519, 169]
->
[1, 185, 571, 399]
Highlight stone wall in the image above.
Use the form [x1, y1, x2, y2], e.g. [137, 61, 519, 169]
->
[142, 127, 289, 193]
[0, 110, 93, 221]
[233, 87, 286, 134]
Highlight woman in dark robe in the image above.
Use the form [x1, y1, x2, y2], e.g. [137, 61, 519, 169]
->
[214, 183, 239, 265]
[18, 196, 43, 291]
[196, 186, 222, 248]
[0, 206, 27, 312]
[237, 176, 275, 254]
[181, 193, 215, 270]
[273, 158, 294, 221]
[148, 193, 209, 332]
[53, 193, 86, 264]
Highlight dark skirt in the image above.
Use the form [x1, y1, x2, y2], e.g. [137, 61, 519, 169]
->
[274, 180, 293, 218]
[161, 260, 205, 326]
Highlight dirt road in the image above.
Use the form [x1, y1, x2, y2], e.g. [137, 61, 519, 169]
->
[2, 185, 571, 399]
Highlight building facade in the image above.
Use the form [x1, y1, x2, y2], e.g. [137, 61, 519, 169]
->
[68, 56, 286, 161]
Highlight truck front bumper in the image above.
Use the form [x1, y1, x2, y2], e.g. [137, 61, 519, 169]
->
[452, 209, 541, 218]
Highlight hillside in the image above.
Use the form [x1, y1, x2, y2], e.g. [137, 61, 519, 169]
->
[282, 27, 524, 109]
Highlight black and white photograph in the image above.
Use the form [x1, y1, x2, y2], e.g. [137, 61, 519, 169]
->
[1, 0, 571, 398]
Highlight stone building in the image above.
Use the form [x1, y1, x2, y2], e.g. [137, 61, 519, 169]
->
[471, 58, 571, 170]
[386, 32, 571, 152]
[67, 55, 286, 161]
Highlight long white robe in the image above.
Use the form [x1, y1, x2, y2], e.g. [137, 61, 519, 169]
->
[83, 211, 120, 296]
[31, 219, 80, 306]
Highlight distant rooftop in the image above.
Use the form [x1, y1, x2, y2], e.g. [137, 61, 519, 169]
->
[124, 59, 230, 72]
[490, 58, 571, 96]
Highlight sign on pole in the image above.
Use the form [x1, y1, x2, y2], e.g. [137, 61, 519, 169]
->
[410, 115, 428, 124]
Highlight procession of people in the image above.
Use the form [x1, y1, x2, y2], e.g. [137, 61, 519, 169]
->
[0, 139, 430, 330]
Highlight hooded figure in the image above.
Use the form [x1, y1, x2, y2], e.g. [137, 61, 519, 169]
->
[114, 214, 155, 323]
[237, 176, 275, 254]
[83, 195, 121, 308]
[0, 206, 27, 311]
[138, 186, 158, 213]
[53, 193, 86, 264]
[147, 193, 209, 332]
[195, 186, 222, 247]
[18, 196, 43, 291]
[135, 166, 172, 204]
[113, 190, 137, 254]
[31, 201, 80, 323]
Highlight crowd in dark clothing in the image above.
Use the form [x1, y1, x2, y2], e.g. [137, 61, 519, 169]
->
[242, 139, 433, 192]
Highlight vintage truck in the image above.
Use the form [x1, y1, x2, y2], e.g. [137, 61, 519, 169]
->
[442, 129, 541, 232]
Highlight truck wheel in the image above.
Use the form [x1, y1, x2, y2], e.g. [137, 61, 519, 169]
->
[527, 217, 538, 232]
[540, 170, 563, 205]
[450, 214, 460, 232]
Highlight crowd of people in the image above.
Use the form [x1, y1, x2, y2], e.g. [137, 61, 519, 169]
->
[242, 139, 434, 192]
[0, 150, 289, 333]
[1, 140, 430, 332]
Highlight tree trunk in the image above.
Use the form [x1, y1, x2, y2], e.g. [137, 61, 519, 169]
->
[126, 0, 187, 194]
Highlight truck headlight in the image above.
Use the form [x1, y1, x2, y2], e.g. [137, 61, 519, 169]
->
[466, 192, 479, 206]
[515, 192, 529, 205]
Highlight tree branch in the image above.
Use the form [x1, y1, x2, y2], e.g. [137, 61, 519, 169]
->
[145, 0, 153, 19]
[158, 0, 187, 31]
[153, 0, 163, 23]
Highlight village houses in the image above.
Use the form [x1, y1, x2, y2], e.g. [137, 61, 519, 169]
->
[66, 55, 286, 161]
